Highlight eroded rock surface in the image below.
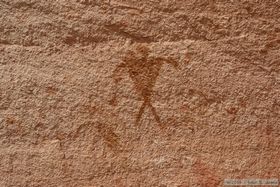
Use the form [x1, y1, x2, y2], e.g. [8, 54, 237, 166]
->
[0, 0, 279, 186]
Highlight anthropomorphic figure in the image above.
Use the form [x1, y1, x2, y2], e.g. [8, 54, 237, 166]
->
[111, 43, 178, 126]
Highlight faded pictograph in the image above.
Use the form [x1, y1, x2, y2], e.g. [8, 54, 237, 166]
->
[193, 159, 222, 186]
[72, 120, 122, 153]
[96, 122, 121, 152]
[110, 43, 179, 126]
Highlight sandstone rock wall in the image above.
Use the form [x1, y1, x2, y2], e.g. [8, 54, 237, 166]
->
[0, 0, 279, 186]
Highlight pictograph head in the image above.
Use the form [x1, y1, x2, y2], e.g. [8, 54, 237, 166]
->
[134, 43, 150, 59]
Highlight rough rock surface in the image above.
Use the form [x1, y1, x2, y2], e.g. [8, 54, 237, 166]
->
[0, 0, 279, 186]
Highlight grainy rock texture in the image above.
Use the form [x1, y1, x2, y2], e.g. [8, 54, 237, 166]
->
[0, 0, 280, 186]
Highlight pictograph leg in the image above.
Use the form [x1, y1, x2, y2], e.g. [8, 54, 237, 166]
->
[135, 101, 147, 125]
